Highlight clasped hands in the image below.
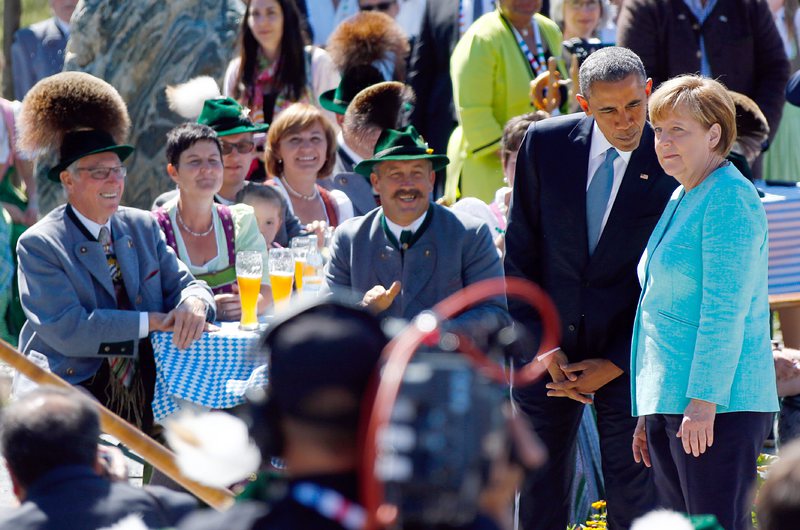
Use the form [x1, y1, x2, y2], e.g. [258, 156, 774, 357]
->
[542, 349, 623, 404]
[148, 296, 218, 350]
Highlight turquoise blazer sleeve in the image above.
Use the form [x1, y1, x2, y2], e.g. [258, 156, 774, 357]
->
[631, 164, 779, 415]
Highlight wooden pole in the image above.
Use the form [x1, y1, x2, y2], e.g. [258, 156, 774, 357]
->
[0, 339, 235, 511]
[2, 0, 21, 99]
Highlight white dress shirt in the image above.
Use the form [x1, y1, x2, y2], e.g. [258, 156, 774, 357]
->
[384, 209, 428, 243]
[70, 207, 149, 338]
[585, 122, 633, 236]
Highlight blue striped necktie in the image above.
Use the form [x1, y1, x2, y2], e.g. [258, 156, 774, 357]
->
[586, 147, 619, 254]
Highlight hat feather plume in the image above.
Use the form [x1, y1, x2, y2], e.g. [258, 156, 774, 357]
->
[17, 72, 130, 158]
[166, 76, 222, 120]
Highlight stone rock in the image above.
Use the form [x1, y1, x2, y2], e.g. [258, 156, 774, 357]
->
[36, 0, 245, 214]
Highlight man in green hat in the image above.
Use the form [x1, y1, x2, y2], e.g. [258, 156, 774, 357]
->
[325, 125, 508, 330]
[15, 72, 215, 433]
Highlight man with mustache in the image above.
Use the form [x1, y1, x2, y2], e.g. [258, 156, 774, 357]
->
[325, 125, 508, 331]
[504, 47, 676, 529]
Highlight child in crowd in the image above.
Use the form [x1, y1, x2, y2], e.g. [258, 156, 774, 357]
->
[494, 110, 551, 222]
[236, 184, 286, 248]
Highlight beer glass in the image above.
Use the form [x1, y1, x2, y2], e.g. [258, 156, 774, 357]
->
[268, 248, 294, 310]
[235, 250, 262, 331]
[290, 237, 312, 292]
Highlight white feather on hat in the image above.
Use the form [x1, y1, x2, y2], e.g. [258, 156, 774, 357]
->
[165, 76, 222, 120]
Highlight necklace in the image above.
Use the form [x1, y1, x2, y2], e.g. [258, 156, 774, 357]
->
[281, 176, 320, 201]
[176, 208, 214, 237]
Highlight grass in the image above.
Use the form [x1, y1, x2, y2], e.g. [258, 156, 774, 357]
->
[2, 0, 52, 44]
[2, 0, 53, 94]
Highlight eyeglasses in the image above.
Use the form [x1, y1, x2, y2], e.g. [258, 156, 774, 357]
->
[76, 166, 127, 181]
[359, 0, 397, 12]
[220, 140, 256, 155]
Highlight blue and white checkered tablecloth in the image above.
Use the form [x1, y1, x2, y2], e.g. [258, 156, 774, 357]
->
[151, 321, 268, 422]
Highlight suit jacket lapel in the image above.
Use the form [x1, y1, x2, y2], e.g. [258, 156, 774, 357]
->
[642, 188, 684, 279]
[371, 214, 402, 289]
[568, 116, 594, 262]
[112, 217, 141, 307]
[74, 239, 116, 300]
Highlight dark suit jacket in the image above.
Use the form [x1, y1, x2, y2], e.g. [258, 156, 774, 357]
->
[11, 18, 67, 100]
[0, 465, 197, 530]
[504, 114, 676, 371]
[408, 0, 465, 155]
[617, 0, 789, 140]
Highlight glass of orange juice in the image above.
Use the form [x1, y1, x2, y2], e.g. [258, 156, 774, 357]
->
[290, 237, 312, 293]
[268, 248, 294, 311]
[236, 250, 262, 331]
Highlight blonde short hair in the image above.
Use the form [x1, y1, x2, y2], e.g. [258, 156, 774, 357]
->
[265, 103, 337, 178]
[648, 75, 737, 157]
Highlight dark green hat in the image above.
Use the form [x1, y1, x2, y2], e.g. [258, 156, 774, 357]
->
[354, 125, 449, 177]
[197, 97, 269, 137]
[48, 130, 134, 182]
[319, 65, 385, 115]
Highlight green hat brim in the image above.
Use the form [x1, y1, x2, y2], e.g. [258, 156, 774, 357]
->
[354, 153, 450, 178]
[48, 144, 135, 182]
[216, 123, 269, 137]
[319, 88, 348, 115]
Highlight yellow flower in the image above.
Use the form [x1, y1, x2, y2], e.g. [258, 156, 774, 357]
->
[591, 500, 607, 510]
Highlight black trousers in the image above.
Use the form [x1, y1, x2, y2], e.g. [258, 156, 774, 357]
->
[646, 411, 773, 530]
[513, 373, 655, 530]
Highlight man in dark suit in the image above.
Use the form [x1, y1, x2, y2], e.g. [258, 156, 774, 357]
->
[504, 47, 677, 530]
[11, 0, 76, 100]
[408, 0, 492, 197]
[0, 387, 197, 530]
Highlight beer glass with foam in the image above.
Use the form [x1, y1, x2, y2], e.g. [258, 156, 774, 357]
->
[268, 248, 294, 310]
[236, 250, 263, 330]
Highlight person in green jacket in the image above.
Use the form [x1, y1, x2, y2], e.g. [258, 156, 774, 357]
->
[446, 0, 565, 204]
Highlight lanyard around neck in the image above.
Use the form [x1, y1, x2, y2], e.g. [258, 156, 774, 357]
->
[509, 17, 547, 76]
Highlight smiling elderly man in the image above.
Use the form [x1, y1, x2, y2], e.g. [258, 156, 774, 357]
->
[15, 72, 215, 433]
[325, 125, 508, 333]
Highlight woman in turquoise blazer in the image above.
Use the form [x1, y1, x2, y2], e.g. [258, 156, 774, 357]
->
[630, 75, 778, 530]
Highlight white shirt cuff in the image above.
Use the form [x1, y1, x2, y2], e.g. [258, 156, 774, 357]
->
[139, 312, 149, 339]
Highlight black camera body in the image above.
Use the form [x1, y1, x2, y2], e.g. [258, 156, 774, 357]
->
[377, 351, 508, 528]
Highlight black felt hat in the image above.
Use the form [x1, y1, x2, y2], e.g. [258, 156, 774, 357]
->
[48, 130, 134, 182]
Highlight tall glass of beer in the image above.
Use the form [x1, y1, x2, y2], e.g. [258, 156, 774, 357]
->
[268, 248, 294, 311]
[236, 250, 263, 331]
[290, 237, 311, 293]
